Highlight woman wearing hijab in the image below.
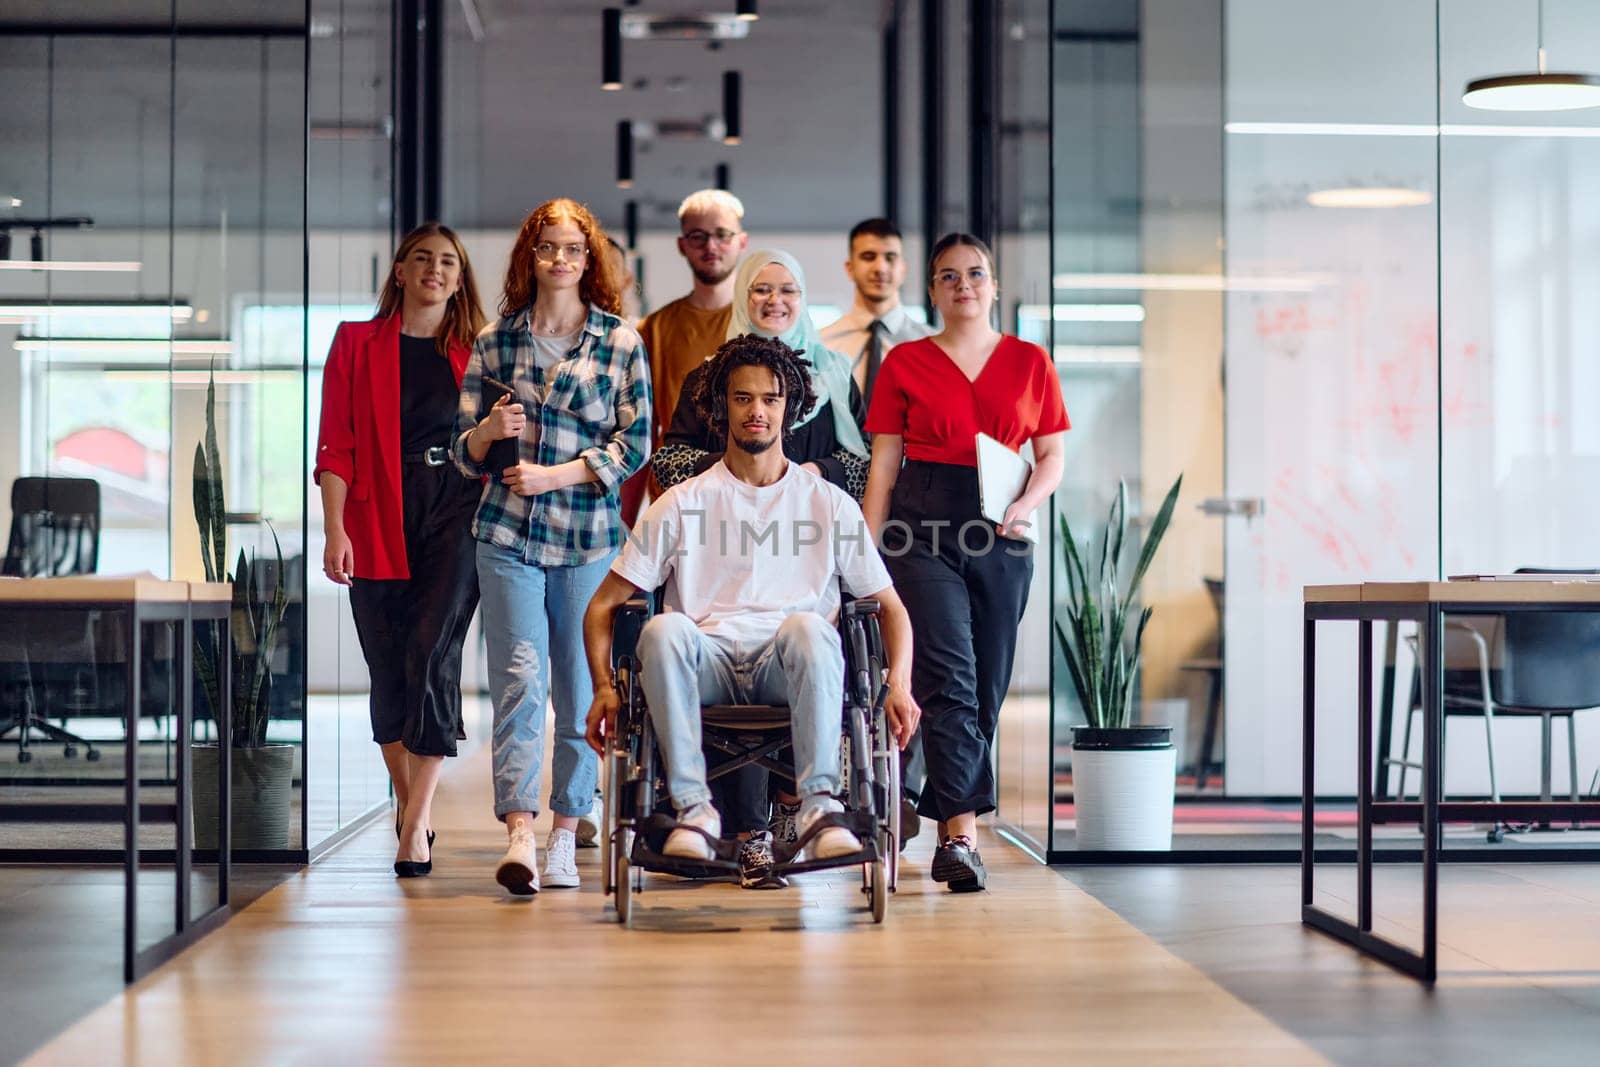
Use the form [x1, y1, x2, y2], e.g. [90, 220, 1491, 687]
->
[652, 248, 869, 501]
[646, 248, 869, 891]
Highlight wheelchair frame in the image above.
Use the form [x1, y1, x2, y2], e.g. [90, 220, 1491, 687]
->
[601, 593, 901, 926]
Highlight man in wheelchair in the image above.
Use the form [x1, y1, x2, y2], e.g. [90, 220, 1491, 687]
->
[584, 333, 919, 887]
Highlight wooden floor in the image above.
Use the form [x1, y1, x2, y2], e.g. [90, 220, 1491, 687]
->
[25, 739, 1327, 1065]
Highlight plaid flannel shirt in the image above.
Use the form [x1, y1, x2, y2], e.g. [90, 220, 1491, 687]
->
[451, 304, 652, 567]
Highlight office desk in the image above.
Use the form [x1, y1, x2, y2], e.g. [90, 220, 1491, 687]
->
[0, 577, 232, 982]
[1302, 580, 1600, 983]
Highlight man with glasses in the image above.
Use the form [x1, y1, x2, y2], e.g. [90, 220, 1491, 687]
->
[819, 218, 932, 402]
[621, 189, 749, 525]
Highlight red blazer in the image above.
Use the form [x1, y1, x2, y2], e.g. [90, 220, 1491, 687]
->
[314, 315, 472, 580]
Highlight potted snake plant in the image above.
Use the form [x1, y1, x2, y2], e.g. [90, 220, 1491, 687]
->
[190, 368, 294, 851]
[1055, 474, 1183, 850]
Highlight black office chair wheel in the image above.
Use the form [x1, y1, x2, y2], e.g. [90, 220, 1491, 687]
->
[17, 750, 32, 764]
[63, 745, 78, 758]
[86, 748, 101, 762]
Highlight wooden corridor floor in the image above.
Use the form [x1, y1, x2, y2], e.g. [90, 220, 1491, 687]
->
[26, 739, 1328, 1066]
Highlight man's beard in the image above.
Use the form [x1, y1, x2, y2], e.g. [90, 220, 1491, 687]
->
[730, 429, 778, 455]
[691, 261, 735, 287]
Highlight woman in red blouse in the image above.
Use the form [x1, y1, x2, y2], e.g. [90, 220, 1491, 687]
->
[314, 222, 488, 878]
[863, 232, 1067, 892]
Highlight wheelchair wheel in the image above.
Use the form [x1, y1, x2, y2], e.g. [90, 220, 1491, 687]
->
[868, 858, 887, 923]
[614, 848, 633, 927]
[601, 750, 617, 895]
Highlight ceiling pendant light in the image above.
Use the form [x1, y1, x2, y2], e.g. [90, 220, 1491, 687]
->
[736, 0, 758, 21]
[715, 163, 730, 191]
[616, 120, 634, 188]
[722, 71, 742, 145]
[602, 8, 623, 90]
[1464, 0, 1600, 111]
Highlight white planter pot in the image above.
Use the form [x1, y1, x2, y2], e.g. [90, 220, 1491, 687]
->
[1071, 726, 1176, 851]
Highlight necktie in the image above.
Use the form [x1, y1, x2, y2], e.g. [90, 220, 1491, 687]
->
[863, 318, 886, 401]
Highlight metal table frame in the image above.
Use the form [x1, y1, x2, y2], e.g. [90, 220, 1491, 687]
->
[0, 580, 231, 982]
[1303, 583, 1600, 983]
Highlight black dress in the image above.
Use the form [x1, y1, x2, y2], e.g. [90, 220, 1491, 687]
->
[347, 333, 481, 757]
[651, 362, 870, 501]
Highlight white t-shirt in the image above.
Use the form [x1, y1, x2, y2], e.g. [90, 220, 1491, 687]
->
[612, 460, 893, 651]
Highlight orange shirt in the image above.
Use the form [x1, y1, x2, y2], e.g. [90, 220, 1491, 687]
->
[636, 297, 732, 446]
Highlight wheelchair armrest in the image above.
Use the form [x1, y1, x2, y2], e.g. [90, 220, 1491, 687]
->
[612, 595, 655, 667]
[843, 598, 880, 619]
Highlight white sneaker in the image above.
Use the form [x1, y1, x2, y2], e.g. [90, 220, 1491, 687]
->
[769, 799, 801, 846]
[799, 796, 861, 861]
[662, 802, 722, 861]
[495, 825, 540, 896]
[575, 798, 601, 849]
[542, 828, 580, 888]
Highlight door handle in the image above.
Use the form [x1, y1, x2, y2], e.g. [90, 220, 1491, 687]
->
[1198, 497, 1264, 519]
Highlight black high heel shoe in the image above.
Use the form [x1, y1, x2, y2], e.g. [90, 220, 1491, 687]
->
[394, 833, 433, 878]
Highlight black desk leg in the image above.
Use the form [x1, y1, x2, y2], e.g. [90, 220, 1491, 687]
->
[1421, 604, 1442, 983]
[1358, 620, 1373, 933]
[1376, 621, 1398, 799]
[1301, 616, 1316, 908]
[122, 610, 141, 985]
[219, 616, 231, 907]
[176, 610, 192, 933]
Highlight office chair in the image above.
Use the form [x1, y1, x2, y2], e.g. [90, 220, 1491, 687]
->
[0, 476, 104, 763]
[1391, 568, 1600, 838]
[1180, 577, 1225, 790]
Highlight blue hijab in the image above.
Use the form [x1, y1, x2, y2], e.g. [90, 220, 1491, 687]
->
[726, 249, 868, 458]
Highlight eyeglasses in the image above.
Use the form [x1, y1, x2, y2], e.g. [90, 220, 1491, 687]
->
[748, 284, 802, 299]
[682, 228, 742, 248]
[934, 267, 991, 288]
[534, 242, 588, 263]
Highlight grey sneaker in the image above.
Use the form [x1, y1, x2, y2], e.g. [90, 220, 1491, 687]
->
[542, 827, 579, 889]
[769, 799, 801, 847]
[737, 831, 789, 890]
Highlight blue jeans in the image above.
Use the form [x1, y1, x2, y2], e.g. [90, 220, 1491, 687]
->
[636, 612, 844, 812]
[477, 541, 615, 820]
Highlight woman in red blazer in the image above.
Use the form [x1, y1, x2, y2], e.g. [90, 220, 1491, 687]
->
[314, 222, 488, 878]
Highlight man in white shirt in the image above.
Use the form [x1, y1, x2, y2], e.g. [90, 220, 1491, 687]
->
[819, 218, 934, 400]
[583, 334, 920, 870]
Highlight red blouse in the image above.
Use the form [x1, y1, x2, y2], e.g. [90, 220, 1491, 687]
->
[864, 335, 1069, 466]
[313, 315, 471, 580]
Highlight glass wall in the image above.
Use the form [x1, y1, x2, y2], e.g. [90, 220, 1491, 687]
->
[0, 1, 396, 871]
[1045, 0, 1600, 858]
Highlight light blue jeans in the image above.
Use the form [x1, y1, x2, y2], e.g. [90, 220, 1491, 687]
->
[477, 541, 616, 820]
[636, 611, 844, 812]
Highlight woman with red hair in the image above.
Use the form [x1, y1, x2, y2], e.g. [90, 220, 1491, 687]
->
[450, 199, 652, 895]
[315, 222, 487, 879]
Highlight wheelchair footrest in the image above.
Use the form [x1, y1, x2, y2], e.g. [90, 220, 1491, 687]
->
[772, 808, 880, 872]
[627, 812, 741, 878]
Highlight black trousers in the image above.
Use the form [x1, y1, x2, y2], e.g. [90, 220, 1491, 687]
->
[349, 461, 480, 757]
[883, 460, 1033, 823]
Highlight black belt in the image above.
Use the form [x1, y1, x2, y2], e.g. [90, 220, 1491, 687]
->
[401, 446, 450, 467]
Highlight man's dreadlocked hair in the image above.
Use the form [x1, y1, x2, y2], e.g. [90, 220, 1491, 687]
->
[692, 332, 819, 441]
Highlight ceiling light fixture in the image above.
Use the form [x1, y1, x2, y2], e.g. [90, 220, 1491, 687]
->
[616, 120, 634, 188]
[0, 301, 193, 324]
[602, 8, 623, 90]
[715, 162, 730, 190]
[722, 71, 742, 145]
[0, 259, 141, 272]
[736, 0, 758, 20]
[1464, 0, 1600, 111]
[624, 200, 639, 250]
[13, 337, 232, 358]
[1306, 187, 1433, 208]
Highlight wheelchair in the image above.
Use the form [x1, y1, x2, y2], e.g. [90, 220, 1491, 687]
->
[600, 592, 901, 926]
